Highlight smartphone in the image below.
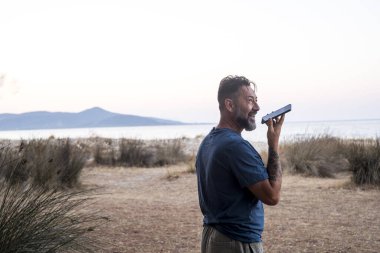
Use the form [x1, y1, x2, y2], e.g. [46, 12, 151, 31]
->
[261, 104, 292, 124]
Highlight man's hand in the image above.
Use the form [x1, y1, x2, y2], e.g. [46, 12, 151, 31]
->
[266, 114, 285, 152]
[247, 114, 286, 206]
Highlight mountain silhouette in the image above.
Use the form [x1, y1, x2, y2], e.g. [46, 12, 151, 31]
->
[0, 107, 184, 130]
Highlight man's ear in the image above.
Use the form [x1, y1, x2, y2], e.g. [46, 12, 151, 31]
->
[224, 98, 234, 112]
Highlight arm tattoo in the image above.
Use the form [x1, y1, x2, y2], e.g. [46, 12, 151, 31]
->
[267, 147, 282, 182]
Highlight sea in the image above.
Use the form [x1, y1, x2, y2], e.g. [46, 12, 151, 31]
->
[0, 119, 379, 143]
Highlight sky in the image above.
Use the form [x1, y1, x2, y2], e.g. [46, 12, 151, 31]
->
[0, 0, 379, 123]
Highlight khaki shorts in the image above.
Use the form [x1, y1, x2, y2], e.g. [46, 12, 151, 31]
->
[201, 225, 264, 253]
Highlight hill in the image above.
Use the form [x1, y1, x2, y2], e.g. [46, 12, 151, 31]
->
[0, 107, 184, 130]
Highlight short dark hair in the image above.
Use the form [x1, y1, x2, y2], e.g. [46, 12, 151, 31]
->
[217, 75, 256, 110]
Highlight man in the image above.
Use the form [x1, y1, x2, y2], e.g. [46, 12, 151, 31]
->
[196, 75, 284, 253]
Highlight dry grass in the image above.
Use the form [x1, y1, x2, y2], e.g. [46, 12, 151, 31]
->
[1, 136, 379, 251]
[0, 184, 102, 253]
[0, 141, 105, 252]
[281, 136, 380, 186]
[91, 137, 190, 167]
[345, 138, 380, 186]
[0, 138, 87, 189]
[81, 166, 380, 253]
[281, 135, 348, 178]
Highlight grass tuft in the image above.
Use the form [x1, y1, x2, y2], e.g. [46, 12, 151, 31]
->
[119, 139, 153, 167]
[93, 138, 117, 166]
[345, 138, 380, 186]
[152, 138, 187, 166]
[281, 135, 348, 178]
[0, 139, 87, 189]
[0, 184, 101, 252]
[0, 142, 105, 252]
[93, 138, 189, 168]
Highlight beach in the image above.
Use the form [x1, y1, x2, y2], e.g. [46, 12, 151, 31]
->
[81, 165, 380, 253]
[1, 134, 379, 252]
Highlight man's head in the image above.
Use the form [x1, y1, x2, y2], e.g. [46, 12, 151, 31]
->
[217, 75, 260, 131]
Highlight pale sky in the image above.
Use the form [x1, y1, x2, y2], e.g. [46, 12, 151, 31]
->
[0, 0, 379, 123]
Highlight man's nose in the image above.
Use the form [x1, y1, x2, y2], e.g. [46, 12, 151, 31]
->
[253, 103, 260, 112]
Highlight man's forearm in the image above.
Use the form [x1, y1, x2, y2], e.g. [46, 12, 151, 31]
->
[267, 147, 282, 182]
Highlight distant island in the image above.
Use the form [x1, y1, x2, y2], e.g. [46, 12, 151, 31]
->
[0, 107, 185, 131]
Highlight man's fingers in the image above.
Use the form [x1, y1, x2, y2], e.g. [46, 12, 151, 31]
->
[278, 114, 285, 125]
[266, 118, 273, 129]
[266, 114, 286, 131]
[273, 114, 285, 127]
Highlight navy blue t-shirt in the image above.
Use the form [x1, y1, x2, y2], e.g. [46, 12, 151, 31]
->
[196, 127, 268, 243]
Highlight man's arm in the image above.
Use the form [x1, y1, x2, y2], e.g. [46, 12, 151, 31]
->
[267, 147, 282, 182]
[248, 115, 284, 206]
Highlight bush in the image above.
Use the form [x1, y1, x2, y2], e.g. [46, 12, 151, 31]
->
[0, 142, 28, 184]
[282, 135, 348, 178]
[0, 138, 87, 189]
[0, 143, 103, 252]
[0, 184, 101, 252]
[94, 138, 189, 168]
[119, 139, 153, 167]
[346, 138, 380, 186]
[186, 154, 196, 173]
[55, 139, 87, 187]
[93, 138, 117, 166]
[152, 138, 187, 166]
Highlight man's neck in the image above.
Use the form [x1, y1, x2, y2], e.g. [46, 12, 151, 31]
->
[217, 118, 243, 133]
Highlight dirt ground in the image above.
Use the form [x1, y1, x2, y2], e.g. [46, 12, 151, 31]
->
[81, 165, 380, 253]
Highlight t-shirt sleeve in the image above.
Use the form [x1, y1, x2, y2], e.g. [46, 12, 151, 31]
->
[228, 140, 268, 188]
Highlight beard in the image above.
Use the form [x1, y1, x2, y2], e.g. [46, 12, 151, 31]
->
[234, 107, 256, 131]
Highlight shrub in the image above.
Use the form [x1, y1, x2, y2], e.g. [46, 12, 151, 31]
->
[52, 137, 189, 168]
[94, 141, 104, 164]
[0, 139, 87, 189]
[119, 138, 153, 167]
[55, 139, 87, 188]
[186, 154, 196, 173]
[93, 138, 117, 166]
[152, 138, 187, 166]
[346, 138, 380, 186]
[23, 139, 61, 188]
[0, 144, 103, 252]
[26, 138, 87, 189]
[0, 185, 101, 252]
[0, 142, 28, 184]
[282, 135, 348, 178]
[118, 138, 188, 167]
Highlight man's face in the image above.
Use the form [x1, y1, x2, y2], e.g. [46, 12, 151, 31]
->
[233, 86, 260, 131]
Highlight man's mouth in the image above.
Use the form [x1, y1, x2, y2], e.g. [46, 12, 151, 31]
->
[248, 114, 256, 121]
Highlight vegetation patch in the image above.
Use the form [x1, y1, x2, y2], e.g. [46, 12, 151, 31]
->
[92, 137, 189, 167]
[0, 138, 87, 189]
[0, 144, 105, 252]
[345, 138, 380, 186]
[0, 184, 101, 253]
[281, 135, 348, 178]
[280, 135, 380, 187]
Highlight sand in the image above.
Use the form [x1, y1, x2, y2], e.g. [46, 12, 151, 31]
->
[81, 165, 380, 253]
